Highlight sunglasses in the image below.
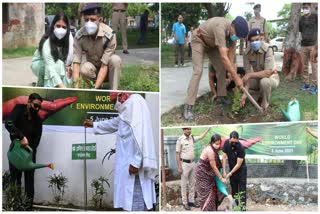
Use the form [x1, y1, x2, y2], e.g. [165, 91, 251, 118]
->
[31, 102, 41, 110]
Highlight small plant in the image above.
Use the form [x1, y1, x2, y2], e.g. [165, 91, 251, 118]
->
[48, 173, 68, 205]
[90, 176, 110, 208]
[232, 88, 242, 114]
[232, 191, 246, 211]
[3, 171, 32, 211]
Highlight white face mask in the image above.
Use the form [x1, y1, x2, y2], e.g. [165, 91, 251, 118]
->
[54, 27, 67, 40]
[85, 21, 98, 35]
[303, 9, 310, 15]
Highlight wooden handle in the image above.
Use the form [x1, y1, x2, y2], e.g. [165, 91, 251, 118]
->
[240, 87, 263, 113]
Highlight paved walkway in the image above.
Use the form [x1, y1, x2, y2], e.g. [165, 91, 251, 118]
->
[161, 52, 284, 114]
[2, 48, 159, 86]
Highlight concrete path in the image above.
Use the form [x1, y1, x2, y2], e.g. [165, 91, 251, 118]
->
[161, 52, 284, 114]
[2, 48, 159, 87]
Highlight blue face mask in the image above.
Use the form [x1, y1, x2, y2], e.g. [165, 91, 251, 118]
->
[230, 35, 239, 42]
[250, 41, 261, 51]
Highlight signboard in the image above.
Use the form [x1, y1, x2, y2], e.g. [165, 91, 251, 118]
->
[3, 87, 144, 126]
[72, 143, 97, 160]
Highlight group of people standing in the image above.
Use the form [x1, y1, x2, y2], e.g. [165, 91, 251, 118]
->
[176, 127, 247, 211]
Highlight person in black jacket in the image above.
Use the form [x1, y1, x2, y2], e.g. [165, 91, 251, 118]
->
[222, 131, 247, 211]
[5, 93, 43, 209]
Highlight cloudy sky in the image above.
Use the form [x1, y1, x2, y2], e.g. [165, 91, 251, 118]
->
[229, 1, 286, 21]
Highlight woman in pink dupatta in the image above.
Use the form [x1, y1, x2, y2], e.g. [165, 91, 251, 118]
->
[195, 134, 227, 211]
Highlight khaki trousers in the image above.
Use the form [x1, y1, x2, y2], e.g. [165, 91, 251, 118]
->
[181, 162, 195, 205]
[185, 36, 226, 105]
[112, 11, 128, 51]
[249, 75, 280, 109]
[80, 55, 121, 90]
[301, 46, 318, 86]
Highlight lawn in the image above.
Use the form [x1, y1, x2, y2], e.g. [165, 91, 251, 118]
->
[3, 47, 36, 59]
[161, 73, 318, 127]
[3, 29, 159, 59]
[119, 64, 159, 92]
[161, 43, 191, 67]
[116, 28, 159, 50]
[75, 64, 159, 92]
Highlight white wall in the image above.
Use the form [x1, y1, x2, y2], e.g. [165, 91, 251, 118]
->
[2, 94, 159, 208]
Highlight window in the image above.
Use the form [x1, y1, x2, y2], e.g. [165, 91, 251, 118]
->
[3, 3, 9, 24]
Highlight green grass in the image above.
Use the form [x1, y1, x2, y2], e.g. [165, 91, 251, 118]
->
[119, 64, 159, 91]
[3, 47, 36, 59]
[161, 43, 191, 67]
[116, 28, 159, 50]
[161, 73, 318, 127]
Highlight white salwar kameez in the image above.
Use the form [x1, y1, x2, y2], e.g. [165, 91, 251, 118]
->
[93, 94, 157, 211]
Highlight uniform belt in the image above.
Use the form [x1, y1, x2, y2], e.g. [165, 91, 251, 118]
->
[114, 9, 125, 12]
[197, 28, 209, 46]
[181, 158, 193, 163]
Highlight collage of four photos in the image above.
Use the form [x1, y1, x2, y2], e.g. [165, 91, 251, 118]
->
[1, 1, 319, 212]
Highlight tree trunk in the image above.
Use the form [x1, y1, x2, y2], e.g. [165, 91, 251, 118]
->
[284, 3, 301, 50]
[203, 3, 231, 18]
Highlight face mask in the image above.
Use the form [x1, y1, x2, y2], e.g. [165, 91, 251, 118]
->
[303, 9, 310, 15]
[29, 107, 39, 117]
[250, 40, 261, 51]
[85, 21, 98, 35]
[213, 144, 220, 150]
[54, 27, 67, 40]
[230, 34, 239, 42]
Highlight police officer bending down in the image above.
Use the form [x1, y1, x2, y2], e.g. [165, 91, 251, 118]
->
[73, 3, 121, 89]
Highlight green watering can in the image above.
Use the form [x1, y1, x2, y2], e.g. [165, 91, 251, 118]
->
[280, 99, 301, 121]
[215, 169, 228, 196]
[7, 140, 54, 171]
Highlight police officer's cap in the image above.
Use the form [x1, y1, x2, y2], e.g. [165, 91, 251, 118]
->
[248, 28, 261, 40]
[253, 4, 261, 10]
[231, 16, 249, 38]
[81, 3, 102, 16]
[302, 3, 312, 6]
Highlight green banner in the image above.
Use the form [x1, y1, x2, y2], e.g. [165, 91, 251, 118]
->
[188, 123, 308, 160]
[3, 87, 144, 126]
[72, 143, 97, 160]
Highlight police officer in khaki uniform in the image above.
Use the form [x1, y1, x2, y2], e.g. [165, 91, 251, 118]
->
[176, 127, 211, 210]
[241, 28, 279, 111]
[112, 3, 129, 54]
[73, 3, 121, 90]
[248, 4, 269, 42]
[184, 16, 249, 121]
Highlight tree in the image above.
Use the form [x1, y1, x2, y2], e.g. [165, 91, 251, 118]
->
[161, 3, 203, 34]
[266, 22, 277, 40]
[283, 3, 301, 49]
[203, 3, 231, 18]
[276, 4, 291, 37]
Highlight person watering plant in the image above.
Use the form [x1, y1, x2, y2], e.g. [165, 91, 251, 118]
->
[83, 92, 158, 211]
[5, 93, 43, 210]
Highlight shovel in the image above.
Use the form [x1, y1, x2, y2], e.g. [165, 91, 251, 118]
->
[240, 86, 263, 113]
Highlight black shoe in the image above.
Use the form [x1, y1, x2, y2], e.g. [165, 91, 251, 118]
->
[216, 96, 232, 105]
[123, 50, 129, 54]
[184, 203, 191, 210]
[189, 202, 200, 208]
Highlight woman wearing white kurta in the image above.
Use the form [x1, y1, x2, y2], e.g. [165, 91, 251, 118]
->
[84, 93, 157, 211]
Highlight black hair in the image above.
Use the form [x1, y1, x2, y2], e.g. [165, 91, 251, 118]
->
[39, 13, 70, 63]
[210, 134, 221, 145]
[302, 3, 312, 6]
[28, 93, 43, 102]
[229, 131, 239, 139]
